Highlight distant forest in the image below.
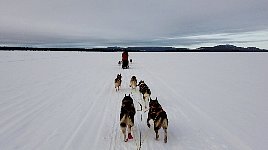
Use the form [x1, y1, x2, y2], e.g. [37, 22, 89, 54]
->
[0, 45, 267, 52]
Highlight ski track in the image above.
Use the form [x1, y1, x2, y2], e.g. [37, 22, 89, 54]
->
[62, 76, 111, 150]
[0, 51, 267, 150]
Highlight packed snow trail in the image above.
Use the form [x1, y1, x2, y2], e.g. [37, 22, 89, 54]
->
[0, 51, 267, 150]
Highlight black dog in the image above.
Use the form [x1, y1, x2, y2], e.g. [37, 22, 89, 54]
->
[138, 80, 148, 94]
[147, 97, 168, 143]
[120, 94, 136, 142]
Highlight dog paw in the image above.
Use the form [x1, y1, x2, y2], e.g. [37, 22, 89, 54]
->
[124, 139, 128, 142]
[164, 139, 167, 143]
[156, 134, 159, 140]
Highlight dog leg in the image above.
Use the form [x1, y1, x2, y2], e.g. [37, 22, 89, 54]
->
[127, 125, 133, 139]
[120, 115, 127, 142]
[162, 118, 168, 143]
[154, 120, 161, 140]
[142, 95, 148, 109]
[164, 128, 167, 143]
[115, 85, 118, 91]
[154, 126, 160, 140]
[144, 97, 148, 109]
[147, 118, 151, 128]
[121, 126, 127, 142]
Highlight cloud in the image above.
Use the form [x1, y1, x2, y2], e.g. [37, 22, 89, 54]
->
[0, 0, 268, 48]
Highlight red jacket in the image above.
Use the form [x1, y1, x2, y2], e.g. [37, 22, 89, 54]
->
[122, 52, 128, 61]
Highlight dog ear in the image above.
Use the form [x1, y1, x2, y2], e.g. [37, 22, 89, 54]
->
[129, 94, 130, 96]
[125, 94, 126, 96]
[156, 97, 157, 100]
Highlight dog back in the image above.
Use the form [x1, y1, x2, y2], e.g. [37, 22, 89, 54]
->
[130, 76, 137, 88]
[120, 95, 136, 124]
[154, 110, 168, 129]
[115, 74, 122, 85]
[139, 83, 148, 94]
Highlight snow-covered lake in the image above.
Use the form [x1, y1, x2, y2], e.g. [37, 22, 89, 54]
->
[0, 51, 267, 150]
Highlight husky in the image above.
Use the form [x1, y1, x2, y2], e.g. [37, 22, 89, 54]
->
[147, 97, 168, 143]
[115, 74, 122, 91]
[143, 88, 151, 109]
[138, 80, 148, 94]
[138, 80, 151, 109]
[129, 76, 137, 89]
[120, 94, 136, 142]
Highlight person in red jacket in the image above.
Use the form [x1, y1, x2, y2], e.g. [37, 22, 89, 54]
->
[122, 51, 129, 69]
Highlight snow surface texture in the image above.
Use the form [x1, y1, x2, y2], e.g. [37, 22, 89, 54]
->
[0, 51, 267, 150]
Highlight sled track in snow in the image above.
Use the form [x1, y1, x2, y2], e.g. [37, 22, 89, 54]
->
[139, 62, 252, 150]
[1, 52, 265, 150]
[112, 65, 161, 150]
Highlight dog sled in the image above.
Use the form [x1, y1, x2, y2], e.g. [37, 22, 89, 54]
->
[122, 60, 129, 69]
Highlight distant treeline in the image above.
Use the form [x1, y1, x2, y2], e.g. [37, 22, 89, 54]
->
[0, 45, 267, 52]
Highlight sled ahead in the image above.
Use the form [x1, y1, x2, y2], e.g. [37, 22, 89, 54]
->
[122, 51, 129, 69]
[122, 60, 129, 69]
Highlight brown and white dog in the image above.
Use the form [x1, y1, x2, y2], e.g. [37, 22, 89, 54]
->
[115, 74, 122, 91]
[120, 94, 136, 142]
[147, 97, 168, 143]
[129, 76, 137, 89]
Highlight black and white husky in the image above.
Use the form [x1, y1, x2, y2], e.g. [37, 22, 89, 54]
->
[138, 80, 151, 109]
[120, 94, 136, 142]
[138, 80, 147, 94]
[147, 97, 168, 143]
[129, 76, 137, 89]
[143, 88, 151, 108]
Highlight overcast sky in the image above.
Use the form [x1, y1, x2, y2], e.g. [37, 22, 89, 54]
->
[1, 0, 268, 49]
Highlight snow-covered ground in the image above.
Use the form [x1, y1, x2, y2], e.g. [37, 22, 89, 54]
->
[0, 51, 267, 150]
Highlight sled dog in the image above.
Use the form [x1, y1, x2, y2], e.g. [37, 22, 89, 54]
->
[129, 76, 137, 89]
[143, 88, 151, 109]
[115, 74, 122, 91]
[120, 94, 136, 142]
[147, 97, 168, 143]
[138, 80, 151, 108]
[138, 80, 148, 94]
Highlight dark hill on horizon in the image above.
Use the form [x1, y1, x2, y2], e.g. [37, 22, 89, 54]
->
[0, 45, 267, 52]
